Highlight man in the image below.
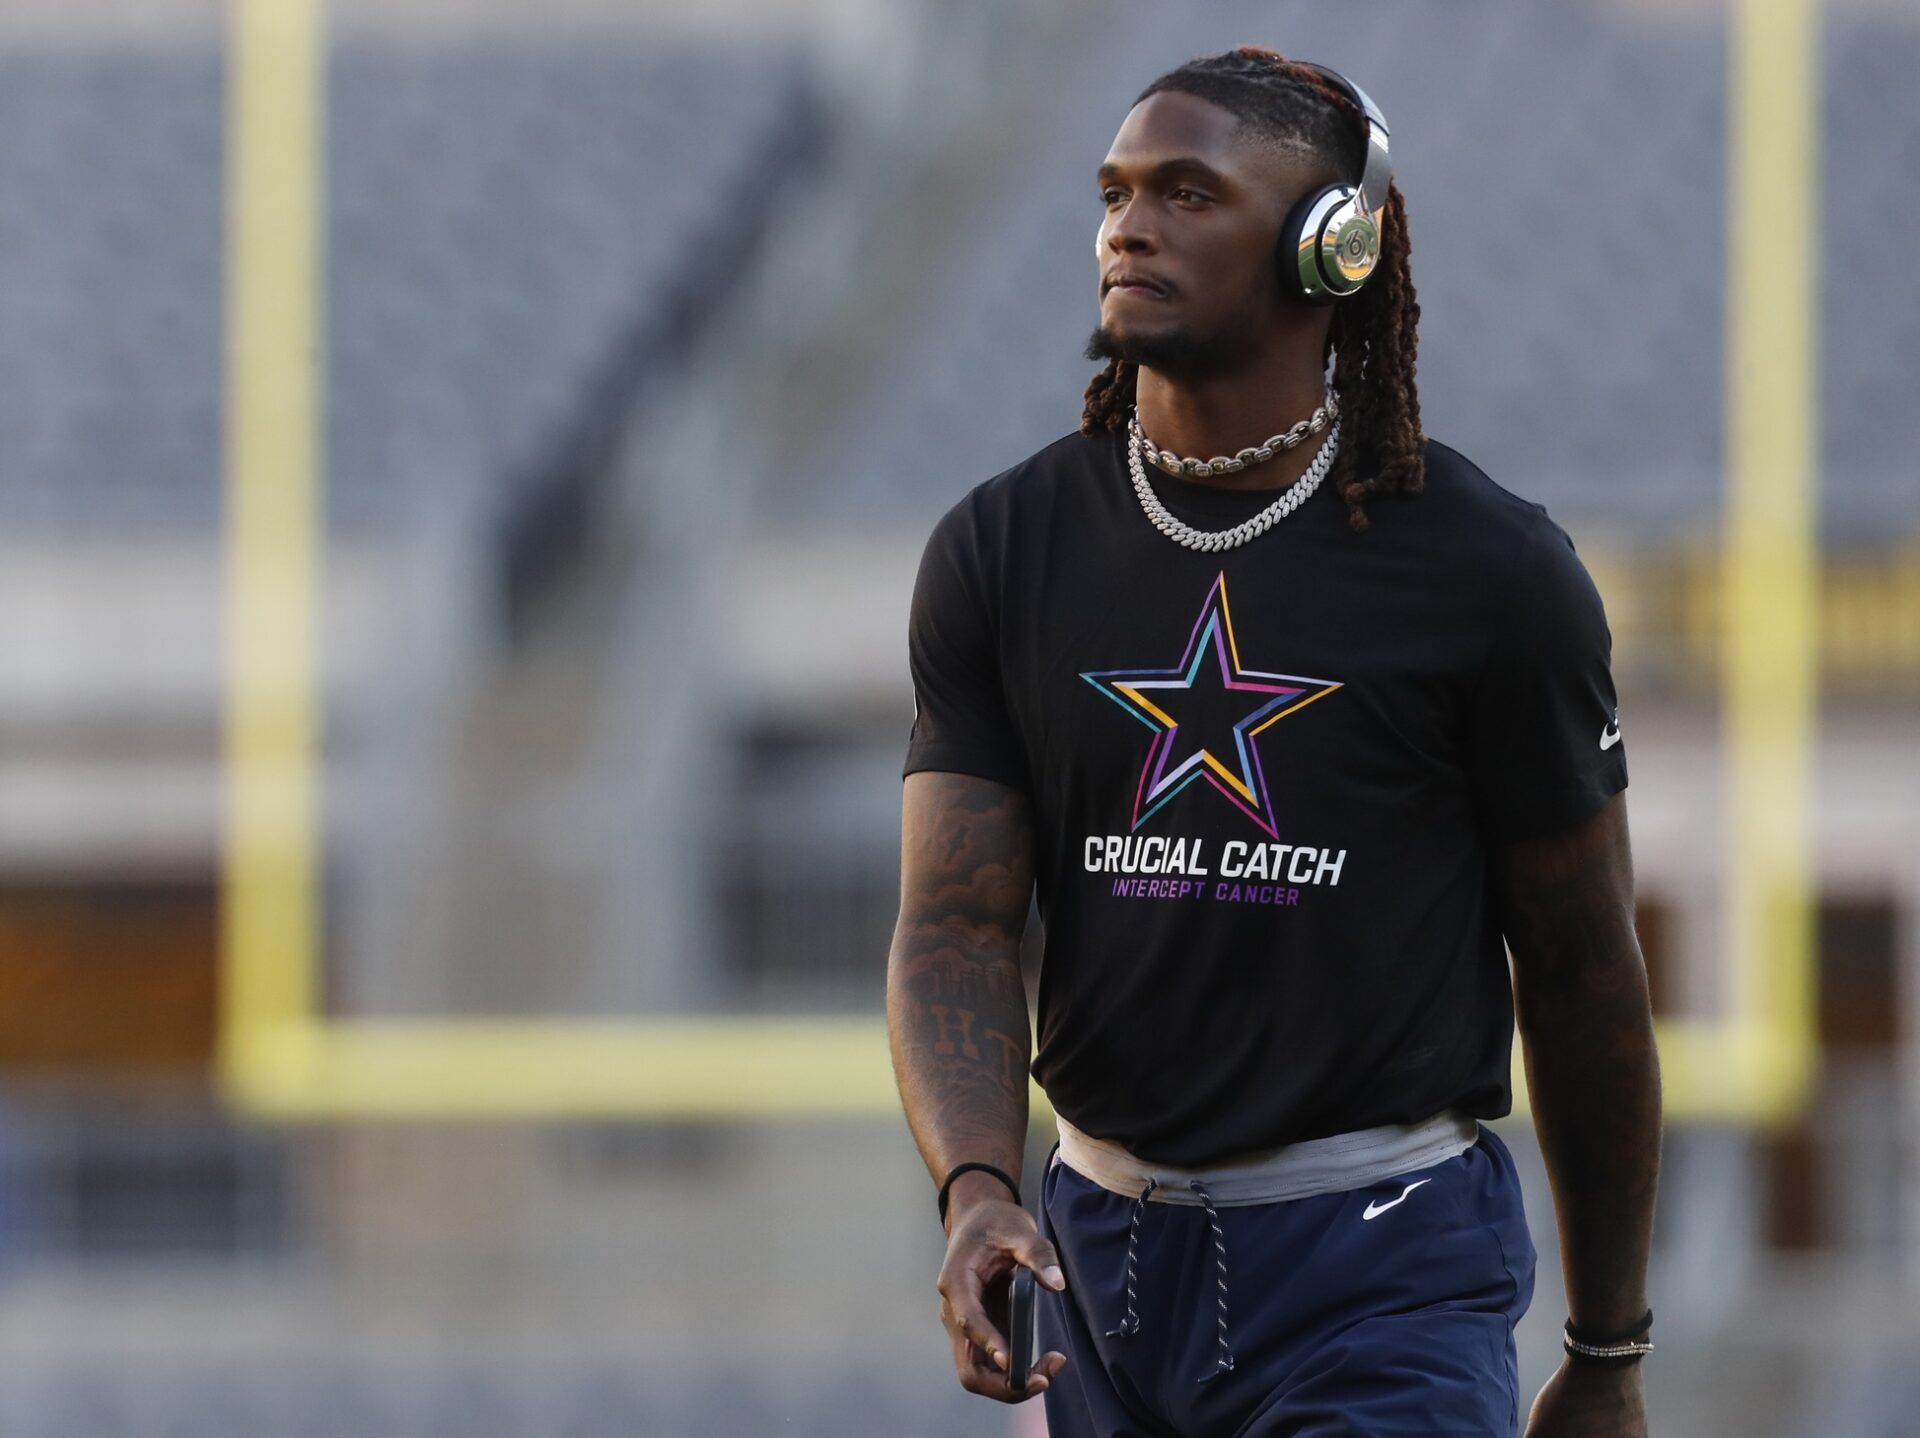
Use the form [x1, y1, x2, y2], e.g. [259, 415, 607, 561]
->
[887, 46, 1660, 1438]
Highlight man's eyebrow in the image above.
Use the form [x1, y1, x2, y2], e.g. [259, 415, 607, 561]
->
[1095, 156, 1232, 188]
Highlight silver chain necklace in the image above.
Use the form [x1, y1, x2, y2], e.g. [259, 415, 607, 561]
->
[1129, 394, 1337, 479]
[1126, 406, 1341, 552]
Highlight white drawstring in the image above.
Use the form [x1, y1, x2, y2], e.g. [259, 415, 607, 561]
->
[1100, 1173, 1237, 1382]
[1187, 1179, 1237, 1381]
[1102, 1175, 1156, 1338]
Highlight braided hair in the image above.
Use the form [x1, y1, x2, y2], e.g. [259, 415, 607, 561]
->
[1081, 46, 1424, 532]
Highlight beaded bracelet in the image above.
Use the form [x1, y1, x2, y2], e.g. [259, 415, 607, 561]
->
[1562, 1309, 1654, 1366]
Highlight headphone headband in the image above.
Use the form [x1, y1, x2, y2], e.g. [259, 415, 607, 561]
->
[1278, 61, 1395, 303]
[1289, 61, 1392, 218]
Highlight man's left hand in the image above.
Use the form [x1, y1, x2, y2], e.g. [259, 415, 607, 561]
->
[1524, 1358, 1646, 1438]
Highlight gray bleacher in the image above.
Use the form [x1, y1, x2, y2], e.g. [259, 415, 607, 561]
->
[0, 41, 810, 536]
[791, 0, 1918, 545]
[0, 51, 222, 534]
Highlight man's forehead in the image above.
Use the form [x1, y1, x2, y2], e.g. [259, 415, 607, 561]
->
[1110, 90, 1240, 153]
[1100, 91, 1318, 185]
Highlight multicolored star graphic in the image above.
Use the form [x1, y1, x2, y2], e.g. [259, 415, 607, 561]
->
[1079, 572, 1341, 836]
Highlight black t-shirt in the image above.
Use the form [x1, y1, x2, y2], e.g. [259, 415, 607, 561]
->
[902, 425, 1628, 1166]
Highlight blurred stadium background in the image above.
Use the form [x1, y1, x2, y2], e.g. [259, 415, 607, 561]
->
[0, 0, 1915, 1432]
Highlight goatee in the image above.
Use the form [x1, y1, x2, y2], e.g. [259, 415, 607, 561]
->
[1082, 317, 1262, 384]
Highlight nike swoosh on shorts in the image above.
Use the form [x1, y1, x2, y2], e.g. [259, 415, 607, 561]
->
[1362, 1177, 1433, 1220]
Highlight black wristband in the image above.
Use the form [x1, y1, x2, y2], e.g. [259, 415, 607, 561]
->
[1562, 1308, 1654, 1368]
[937, 1162, 1021, 1224]
[1564, 1308, 1653, 1346]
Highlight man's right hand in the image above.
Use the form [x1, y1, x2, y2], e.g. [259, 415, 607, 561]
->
[936, 1177, 1069, 1403]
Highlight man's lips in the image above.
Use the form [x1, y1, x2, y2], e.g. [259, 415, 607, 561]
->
[1105, 273, 1170, 298]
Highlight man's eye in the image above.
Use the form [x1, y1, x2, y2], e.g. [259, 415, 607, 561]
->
[1171, 187, 1206, 203]
[1101, 189, 1124, 205]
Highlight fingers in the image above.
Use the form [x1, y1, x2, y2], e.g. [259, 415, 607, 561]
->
[937, 1235, 1015, 1366]
[1010, 1229, 1067, 1292]
[954, 1200, 1066, 1292]
[938, 1283, 1008, 1376]
[948, 1327, 1065, 1403]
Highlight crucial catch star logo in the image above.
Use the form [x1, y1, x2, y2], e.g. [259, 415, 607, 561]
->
[1079, 572, 1340, 836]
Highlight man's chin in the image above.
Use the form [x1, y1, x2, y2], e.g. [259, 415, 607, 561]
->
[1086, 319, 1190, 367]
[1083, 322, 1246, 383]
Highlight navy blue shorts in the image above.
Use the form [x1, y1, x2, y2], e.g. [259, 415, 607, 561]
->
[1036, 1124, 1537, 1437]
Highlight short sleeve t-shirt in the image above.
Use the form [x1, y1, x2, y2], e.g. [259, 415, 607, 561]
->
[902, 426, 1628, 1167]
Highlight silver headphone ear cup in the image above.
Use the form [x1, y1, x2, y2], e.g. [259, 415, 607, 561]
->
[1287, 185, 1376, 301]
[1279, 185, 1336, 305]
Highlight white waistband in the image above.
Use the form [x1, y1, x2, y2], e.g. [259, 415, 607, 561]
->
[1054, 1109, 1482, 1207]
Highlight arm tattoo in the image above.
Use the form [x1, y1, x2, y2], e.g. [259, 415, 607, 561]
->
[888, 772, 1037, 1188]
[1497, 791, 1663, 1336]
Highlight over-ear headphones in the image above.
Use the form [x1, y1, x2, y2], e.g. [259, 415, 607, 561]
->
[1275, 62, 1393, 305]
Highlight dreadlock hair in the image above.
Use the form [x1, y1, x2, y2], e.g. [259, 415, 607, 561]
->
[1080, 46, 1424, 532]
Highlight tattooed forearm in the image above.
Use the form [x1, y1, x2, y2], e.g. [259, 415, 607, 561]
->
[888, 771, 1037, 1192]
[1497, 791, 1663, 1336]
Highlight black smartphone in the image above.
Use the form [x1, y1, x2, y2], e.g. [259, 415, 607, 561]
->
[1007, 1265, 1036, 1394]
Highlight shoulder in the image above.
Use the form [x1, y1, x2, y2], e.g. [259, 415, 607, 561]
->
[1411, 436, 1587, 571]
[1409, 440, 1611, 644]
[1415, 438, 1549, 534]
[916, 428, 1108, 593]
[924, 427, 1114, 544]
[968, 427, 1112, 512]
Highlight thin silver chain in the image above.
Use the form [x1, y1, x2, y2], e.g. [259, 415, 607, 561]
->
[1129, 393, 1337, 479]
[1127, 408, 1341, 552]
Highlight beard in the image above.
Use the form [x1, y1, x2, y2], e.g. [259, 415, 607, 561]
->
[1083, 304, 1267, 384]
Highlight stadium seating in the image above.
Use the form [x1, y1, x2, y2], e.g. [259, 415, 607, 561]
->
[0, 43, 812, 536]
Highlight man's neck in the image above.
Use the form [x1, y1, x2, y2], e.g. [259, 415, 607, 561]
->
[1133, 351, 1332, 494]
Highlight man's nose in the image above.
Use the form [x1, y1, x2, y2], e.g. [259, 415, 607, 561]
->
[1102, 205, 1158, 255]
